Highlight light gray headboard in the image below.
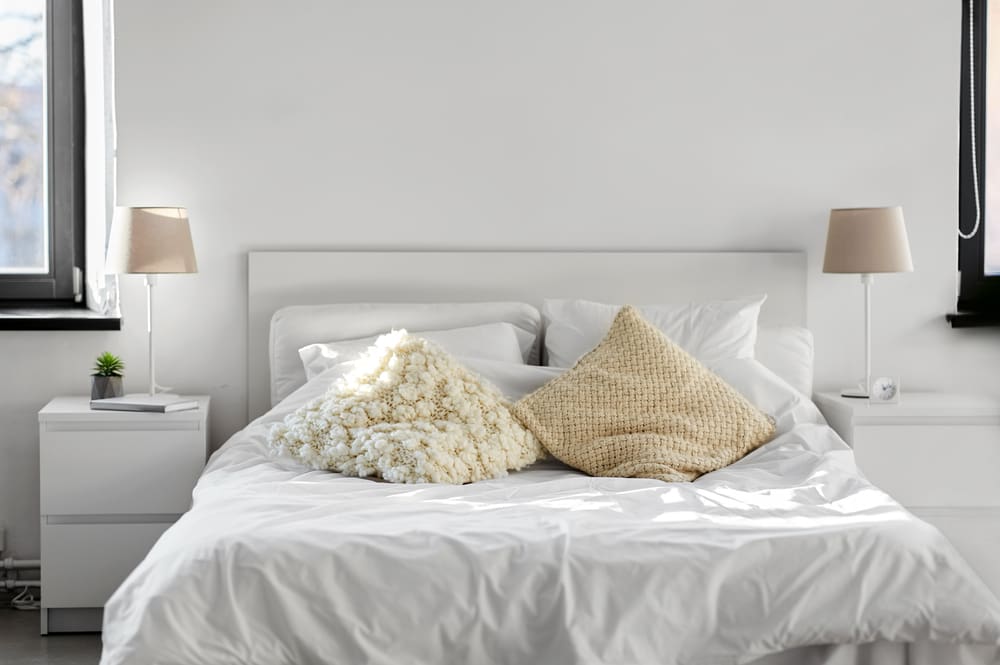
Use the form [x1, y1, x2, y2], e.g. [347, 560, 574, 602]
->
[247, 251, 807, 421]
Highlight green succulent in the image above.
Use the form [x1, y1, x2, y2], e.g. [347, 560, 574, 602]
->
[92, 351, 125, 377]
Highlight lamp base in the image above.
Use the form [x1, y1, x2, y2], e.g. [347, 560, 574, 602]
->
[840, 387, 869, 399]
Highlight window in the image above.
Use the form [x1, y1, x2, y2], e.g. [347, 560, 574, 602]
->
[959, 0, 1000, 313]
[0, 0, 83, 302]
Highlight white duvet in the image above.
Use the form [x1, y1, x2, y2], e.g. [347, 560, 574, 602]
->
[101, 360, 1000, 665]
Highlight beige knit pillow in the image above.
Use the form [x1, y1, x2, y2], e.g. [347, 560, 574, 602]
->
[513, 305, 775, 482]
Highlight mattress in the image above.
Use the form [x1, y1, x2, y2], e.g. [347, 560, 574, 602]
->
[100, 362, 1000, 665]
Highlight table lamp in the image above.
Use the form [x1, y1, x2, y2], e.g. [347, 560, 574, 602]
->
[823, 206, 913, 398]
[105, 207, 198, 400]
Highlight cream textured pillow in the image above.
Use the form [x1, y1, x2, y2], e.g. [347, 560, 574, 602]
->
[269, 330, 543, 484]
[513, 305, 776, 482]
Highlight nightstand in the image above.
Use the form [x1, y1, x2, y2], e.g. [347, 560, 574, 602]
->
[814, 391, 1000, 599]
[38, 396, 210, 634]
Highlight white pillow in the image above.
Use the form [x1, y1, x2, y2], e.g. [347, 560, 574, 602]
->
[755, 327, 814, 398]
[542, 296, 766, 368]
[459, 358, 565, 401]
[299, 322, 532, 381]
[711, 357, 826, 437]
[283, 356, 563, 423]
[269, 302, 541, 406]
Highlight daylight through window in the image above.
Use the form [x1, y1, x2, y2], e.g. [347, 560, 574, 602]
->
[0, 0, 46, 274]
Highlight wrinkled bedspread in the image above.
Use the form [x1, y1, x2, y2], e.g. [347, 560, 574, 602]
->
[101, 363, 1000, 665]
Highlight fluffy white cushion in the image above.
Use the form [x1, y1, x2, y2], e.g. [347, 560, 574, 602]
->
[542, 296, 765, 369]
[269, 331, 543, 484]
[299, 322, 532, 382]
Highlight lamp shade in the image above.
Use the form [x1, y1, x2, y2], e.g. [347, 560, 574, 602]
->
[105, 207, 198, 274]
[822, 206, 913, 274]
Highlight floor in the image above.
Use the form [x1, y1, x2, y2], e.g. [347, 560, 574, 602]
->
[0, 609, 102, 665]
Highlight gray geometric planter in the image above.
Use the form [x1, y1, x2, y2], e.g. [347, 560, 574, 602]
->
[91, 376, 123, 400]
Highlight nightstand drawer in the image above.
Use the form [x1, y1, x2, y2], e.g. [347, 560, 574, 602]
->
[853, 425, 1000, 507]
[40, 522, 170, 607]
[913, 508, 1000, 598]
[40, 428, 206, 515]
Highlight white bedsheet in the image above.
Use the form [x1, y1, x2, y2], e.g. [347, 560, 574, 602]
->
[101, 362, 1000, 665]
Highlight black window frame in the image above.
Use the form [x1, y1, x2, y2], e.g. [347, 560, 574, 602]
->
[959, 0, 1000, 313]
[0, 0, 84, 304]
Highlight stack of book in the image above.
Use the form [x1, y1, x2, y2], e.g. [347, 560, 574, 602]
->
[90, 395, 199, 413]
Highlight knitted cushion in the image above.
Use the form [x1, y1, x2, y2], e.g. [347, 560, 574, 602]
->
[269, 330, 543, 483]
[513, 305, 775, 482]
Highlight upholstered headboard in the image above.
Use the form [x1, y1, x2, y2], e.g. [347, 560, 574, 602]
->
[246, 251, 807, 421]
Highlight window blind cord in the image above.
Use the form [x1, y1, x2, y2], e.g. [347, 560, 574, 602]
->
[961, 0, 982, 240]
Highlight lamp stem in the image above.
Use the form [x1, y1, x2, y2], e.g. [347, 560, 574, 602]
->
[862, 273, 873, 398]
[146, 274, 157, 396]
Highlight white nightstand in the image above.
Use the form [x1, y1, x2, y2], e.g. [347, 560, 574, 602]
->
[38, 395, 210, 634]
[814, 391, 1000, 599]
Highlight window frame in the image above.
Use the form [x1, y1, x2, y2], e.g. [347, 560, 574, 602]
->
[959, 0, 1000, 312]
[0, 0, 84, 304]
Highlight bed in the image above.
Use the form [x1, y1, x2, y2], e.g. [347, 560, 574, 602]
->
[100, 251, 1000, 665]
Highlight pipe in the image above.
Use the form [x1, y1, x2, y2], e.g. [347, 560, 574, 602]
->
[2, 557, 40, 570]
[3, 579, 40, 589]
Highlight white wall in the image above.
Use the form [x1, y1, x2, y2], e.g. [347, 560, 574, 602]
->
[1, 0, 996, 560]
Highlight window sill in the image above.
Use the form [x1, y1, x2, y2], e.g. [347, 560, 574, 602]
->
[946, 311, 1000, 328]
[0, 305, 121, 331]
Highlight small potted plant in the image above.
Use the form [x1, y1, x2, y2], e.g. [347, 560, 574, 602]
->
[91, 351, 125, 400]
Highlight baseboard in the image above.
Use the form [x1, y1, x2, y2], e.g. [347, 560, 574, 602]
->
[43, 607, 103, 634]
